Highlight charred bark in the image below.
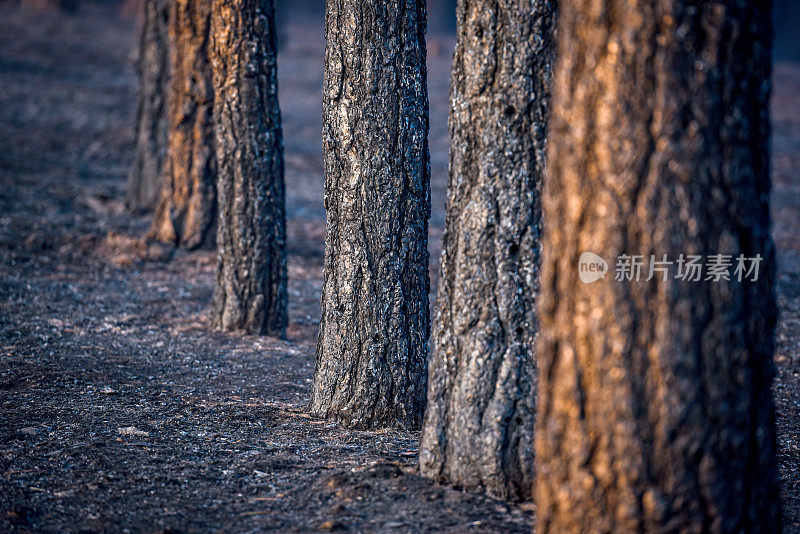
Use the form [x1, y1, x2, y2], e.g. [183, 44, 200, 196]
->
[311, 0, 430, 429]
[210, 0, 287, 337]
[149, 0, 216, 250]
[419, 0, 555, 502]
[536, 1, 780, 532]
[127, 0, 171, 213]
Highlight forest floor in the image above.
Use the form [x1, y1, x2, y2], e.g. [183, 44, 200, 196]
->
[0, 2, 798, 533]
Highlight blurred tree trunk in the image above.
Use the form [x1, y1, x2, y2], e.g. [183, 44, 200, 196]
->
[148, 0, 216, 250]
[127, 0, 170, 213]
[210, 0, 287, 337]
[536, 1, 780, 532]
[419, 0, 555, 502]
[311, 0, 430, 429]
[426, 0, 456, 34]
[120, 0, 145, 21]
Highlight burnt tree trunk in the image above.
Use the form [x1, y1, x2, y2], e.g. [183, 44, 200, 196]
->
[149, 0, 217, 250]
[210, 0, 287, 336]
[418, 0, 555, 502]
[127, 0, 171, 213]
[311, 0, 430, 429]
[536, 1, 780, 532]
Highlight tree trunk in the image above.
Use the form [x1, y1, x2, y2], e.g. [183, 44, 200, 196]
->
[418, 0, 555, 502]
[127, 0, 170, 213]
[148, 0, 216, 250]
[120, 0, 145, 21]
[210, 0, 287, 337]
[536, 1, 780, 532]
[311, 0, 430, 429]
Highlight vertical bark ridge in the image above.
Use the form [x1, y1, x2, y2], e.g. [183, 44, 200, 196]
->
[418, 0, 556, 502]
[210, 0, 287, 336]
[127, 0, 171, 213]
[148, 0, 217, 250]
[312, 0, 430, 430]
[536, 1, 780, 531]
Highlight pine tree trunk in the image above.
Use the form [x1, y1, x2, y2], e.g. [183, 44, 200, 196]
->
[127, 0, 170, 213]
[311, 0, 430, 429]
[418, 0, 555, 502]
[210, 0, 287, 337]
[120, 0, 145, 21]
[149, 0, 216, 250]
[536, 1, 780, 531]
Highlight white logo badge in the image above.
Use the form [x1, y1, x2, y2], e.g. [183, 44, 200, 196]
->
[578, 252, 608, 283]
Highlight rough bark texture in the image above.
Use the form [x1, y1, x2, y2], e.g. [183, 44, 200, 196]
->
[148, 0, 216, 250]
[311, 0, 430, 429]
[418, 0, 555, 502]
[127, 0, 170, 213]
[210, 0, 287, 337]
[536, 1, 780, 532]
